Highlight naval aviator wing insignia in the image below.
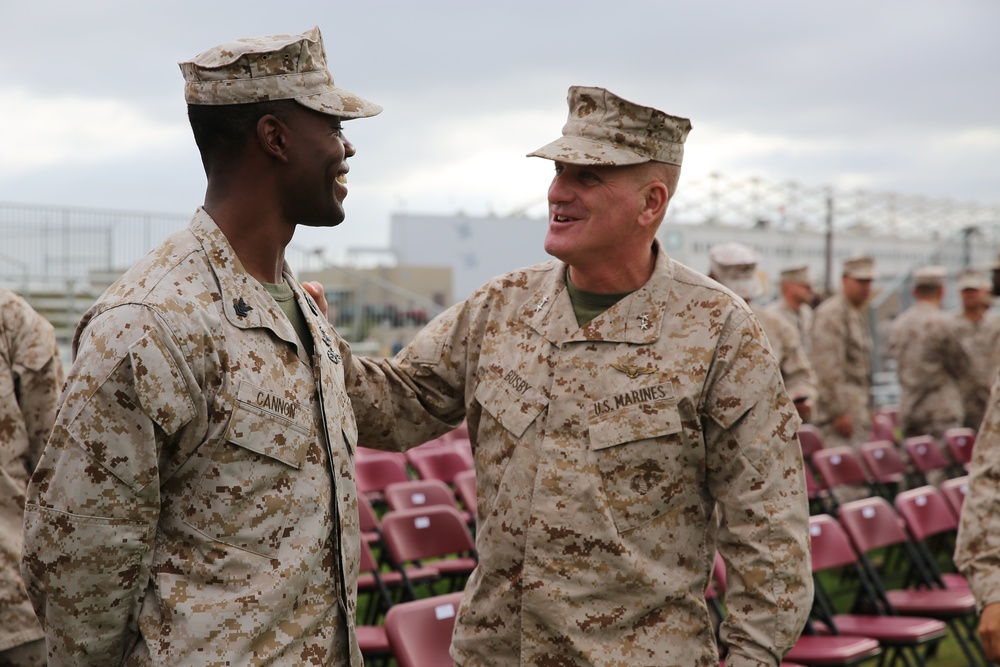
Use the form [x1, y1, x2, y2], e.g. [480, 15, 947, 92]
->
[610, 363, 656, 379]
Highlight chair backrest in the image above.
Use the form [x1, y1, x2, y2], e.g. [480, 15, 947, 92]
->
[453, 469, 478, 517]
[942, 427, 976, 466]
[939, 475, 969, 518]
[811, 446, 871, 489]
[358, 493, 382, 534]
[355, 451, 412, 496]
[902, 435, 952, 474]
[381, 505, 477, 565]
[384, 479, 461, 513]
[837, 496, 909, 554]
[875, 405, 901, 428]
[406, 445, 473, 485]
[894, 486, 958, 541]
[797, 424, 825, 460]
[384, 591, 464, 667]
[870, 412, 898, 444]
[808, 514, 861, 571]
[858, 439, 908, 483]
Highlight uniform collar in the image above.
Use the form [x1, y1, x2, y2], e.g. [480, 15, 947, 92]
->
[526, 242, 673, 346]
[189, 209, 300, 347]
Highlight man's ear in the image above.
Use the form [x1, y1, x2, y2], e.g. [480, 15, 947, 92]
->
[257, 114, 289, 162]
[637, 181, 670, 228]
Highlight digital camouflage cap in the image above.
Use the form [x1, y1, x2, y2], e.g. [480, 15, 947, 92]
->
[527, 86, 691, 166]
[179, 26, 381, 119]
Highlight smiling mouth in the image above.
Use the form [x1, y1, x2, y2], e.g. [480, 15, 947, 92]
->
[554, 215, 572, 222]
[336, 174, 348, 185]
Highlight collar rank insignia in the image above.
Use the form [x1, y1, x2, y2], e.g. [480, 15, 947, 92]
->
[234, 297, 253, 319]
[611, 362, 656, 379]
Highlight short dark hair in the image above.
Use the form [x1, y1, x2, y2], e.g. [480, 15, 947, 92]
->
[187, 100, 295, 172]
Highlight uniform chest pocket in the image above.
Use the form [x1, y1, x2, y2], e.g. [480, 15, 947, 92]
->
[589, 400, 692, 533]
[183, 382, 314, 558]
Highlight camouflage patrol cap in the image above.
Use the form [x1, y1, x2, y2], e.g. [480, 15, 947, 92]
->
[179, 26, 382, 119]
[709, 242, 761, 299]
[780, 264, 813, 288]
[957, 269, 990, 291]
[527, 86, 692, 166]
[842, 255, 875, 281]
[912, 265, 947, 288]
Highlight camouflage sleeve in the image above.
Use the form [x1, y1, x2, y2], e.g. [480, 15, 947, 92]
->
[12, 310, 65, 473]
[810, 304, 849, 418]
[22, 305, 198, 665]
[704, 313, 813, 666]
[956, 371, 1000, 610]
[344, 300, 470, 450]
[776, 321, 817, 405]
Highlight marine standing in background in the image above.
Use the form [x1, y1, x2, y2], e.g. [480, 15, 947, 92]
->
[348, 86, 813, 667]
[21, 27, 379, 665]
[887, 265, 969, 449]
[708, 243, 817, 422]
[811, 256, 875, 448]
[0, 289, 64, 667]
[952, 269, 996, 431]
[765, 264, 816, 357]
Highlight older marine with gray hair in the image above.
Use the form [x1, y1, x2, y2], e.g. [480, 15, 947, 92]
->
[22, 27, 379, 665]
[348, 86, 812, 667]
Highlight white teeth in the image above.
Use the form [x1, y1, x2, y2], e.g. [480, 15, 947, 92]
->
[336, 174, 347, 185]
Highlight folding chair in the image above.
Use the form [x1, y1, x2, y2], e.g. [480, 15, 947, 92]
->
[942, 428, 976, 470]
[798, 424, 826, 462]
[938, 475, 969, 519]
[380, 505, 478, 597]
[893, 486, 968, 591]
[384, 478, 472, 525]
[837, 497, 988, 665]
[901, 436, 959, 484]
[406, 443, 473, 485]
[357, 524, 439, 620]
[857, 440, 912, 498]
[807, 514, 948, 667]
[453, 469, 478, 521]
[384, 591, 464, 667]
[358, 493, 383, 548]
[870, 412, 898, 445]
[804, 462, 835, 516]
[811, 447, 875, 507]
[355, 450, 412, 504]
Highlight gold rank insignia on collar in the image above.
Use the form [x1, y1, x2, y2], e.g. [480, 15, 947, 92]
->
[611, 362, 656, 379]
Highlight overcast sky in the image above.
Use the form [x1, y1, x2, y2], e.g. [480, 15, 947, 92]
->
[1, 1, 997, 262]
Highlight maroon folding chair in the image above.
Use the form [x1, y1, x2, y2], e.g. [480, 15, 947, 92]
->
[798, 424, 826, 461]
[384, 478, 472, 525]
[355, 450, 412, 504]
[837, 497, 987, 665]
[384, 591, 464, 667]
[806, 514, 947, 667]
[380, 505, 478, 597]
[406, 443, 473, 485]
[939, 475, 969, 518]
[804, 462, 835, 515]
[453, 469, 478, 521]
[811, 446, 875, 506]
[942, 427, 976, 470]
[858, 439, 911, 497]
[358, 493, 383, 548]
[870, 412, 898, 445]
[894, 486, 968, 591]
[902, 436, 959, 483]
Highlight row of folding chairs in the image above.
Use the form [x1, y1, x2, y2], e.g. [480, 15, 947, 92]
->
[356, 437, 474, 505]
[711, 489, 987, 665]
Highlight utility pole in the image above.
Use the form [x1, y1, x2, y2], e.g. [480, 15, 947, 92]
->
[823, 190, 834, 296]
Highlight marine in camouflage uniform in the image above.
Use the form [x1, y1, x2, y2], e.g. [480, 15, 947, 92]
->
[0, 289, 64, 666]
[810, 257, 875, 449]
[20, 28, 380, 666]
[708, 243, 818, 422]
[951, 269, 995, 430]
[887, 266, 969, 441]
[348, 87, 812, 667]
[956, 371, 1000, 663]
[764, 265, 816, 358]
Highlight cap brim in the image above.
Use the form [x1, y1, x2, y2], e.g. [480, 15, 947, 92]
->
[526, 135, 649, 166]
[296, 87, 382, 119]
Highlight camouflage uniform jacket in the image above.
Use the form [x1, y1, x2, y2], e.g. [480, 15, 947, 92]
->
[0, 288, 64, 653]
[810, 293, 872, 432]
[764, 299, 814, 357]
[951, 311, 999, 430]
[750, 304, 817, 406]
[888, 301, 968, 438]
[21, 210, 361, 666]
[348, 250, 813, 667]
[956, 372, 1000, 611]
